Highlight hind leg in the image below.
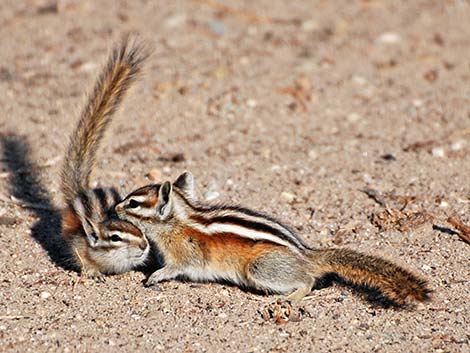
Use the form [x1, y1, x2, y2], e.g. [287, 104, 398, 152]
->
[246, 248, 313, 302]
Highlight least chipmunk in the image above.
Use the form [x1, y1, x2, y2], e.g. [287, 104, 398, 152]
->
[115, 172, 430, 305]
[61, 38, 150, 279]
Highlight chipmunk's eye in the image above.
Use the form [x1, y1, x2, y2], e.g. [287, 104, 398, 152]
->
[128, 199, 140, 209]
[110, 234, 122, 242]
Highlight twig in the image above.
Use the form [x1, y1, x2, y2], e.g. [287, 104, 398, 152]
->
[361, 188, 387, 208]
[447, 216, 470, 245]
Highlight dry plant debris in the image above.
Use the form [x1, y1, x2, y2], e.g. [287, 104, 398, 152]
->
[446, 217, 470, 245]
[277, 76, 313, 112]
[260, 300, 303, 324]
[371, 208, 433, 232]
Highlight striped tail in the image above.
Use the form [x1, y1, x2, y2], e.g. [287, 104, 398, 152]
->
[61, 37, 148, 205]
[310, 248, 431, 306]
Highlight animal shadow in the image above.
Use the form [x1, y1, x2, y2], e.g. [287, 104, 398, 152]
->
[0, 133, 75, 270]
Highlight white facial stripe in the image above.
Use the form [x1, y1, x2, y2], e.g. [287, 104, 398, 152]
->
[131, 207, 156, 218]
[129, 196, 148, 203]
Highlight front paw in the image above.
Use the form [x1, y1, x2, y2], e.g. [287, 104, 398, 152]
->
[145, 274, 161, 288]
[82, 268, 106, 283]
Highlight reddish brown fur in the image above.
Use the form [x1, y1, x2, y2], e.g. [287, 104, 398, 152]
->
[177, 226, 282, 275]
[61, 207, 83, 240]
[313, 249, 430, 305]
[61, 207, 100, 272]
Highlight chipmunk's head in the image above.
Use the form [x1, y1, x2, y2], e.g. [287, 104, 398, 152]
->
[79, 218, 149, 274]
[69, 197, 150, 273]
[115, 172, 195, 225]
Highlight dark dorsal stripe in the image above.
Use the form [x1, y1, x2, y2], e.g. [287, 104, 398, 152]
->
[110, 188, 121, 205]
[77, 189, 93, 219]
[93, 188, 108, 213]
[189, 214, 307, 250]
[173, 188, 310, 250]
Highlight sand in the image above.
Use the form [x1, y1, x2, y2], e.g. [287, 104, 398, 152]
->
[0, 1, 469, 352]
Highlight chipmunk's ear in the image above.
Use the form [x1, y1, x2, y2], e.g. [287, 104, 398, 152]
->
[73, 198, 100, 246]
[156, 181, 173, 220]
[173, 171, 195, 200]
[83, 218, 100, 247]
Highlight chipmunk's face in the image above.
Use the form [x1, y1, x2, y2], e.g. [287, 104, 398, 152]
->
[115, 184, 162, 222]
[87, 219, 150, 274]
[115, 171, 195, 226]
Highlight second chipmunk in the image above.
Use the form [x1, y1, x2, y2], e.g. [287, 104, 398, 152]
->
[115, 172, 430, 305]
[61, 38, 150, 278]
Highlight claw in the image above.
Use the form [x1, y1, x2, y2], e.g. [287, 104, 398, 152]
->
[146, 282, 162, 292]
[81, 268, 106, 283]
[145, 275, 159, 288]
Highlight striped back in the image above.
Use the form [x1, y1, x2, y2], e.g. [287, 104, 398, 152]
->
[173, 189, 310, 252]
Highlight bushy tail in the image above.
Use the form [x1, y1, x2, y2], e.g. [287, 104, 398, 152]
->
[310, 248, 431, 306]
[61, 37, 148, 205]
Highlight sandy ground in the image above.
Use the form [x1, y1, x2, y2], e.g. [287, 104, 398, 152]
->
[1, 1, 470, 352]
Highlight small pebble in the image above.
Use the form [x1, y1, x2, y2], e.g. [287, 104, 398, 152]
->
[363, 173, 373, 184]
[165, 13, 187, 28]
[352, 75, 368, 86]
[210, 21, 226, 36]
[239, 56, 249, 65]
[147, 168, 162, 181]
[421, 264, 432, 272]
[439, 200, 449, 208]
[79, 62, 97, 72]
[246, 99, 257, 108]
[308, 149, 317, 159]
[271, 165, 281, 173]
[377, 32, 401, 44]
[40, 291, 51, 299]
[451, 140, 465, 151]
[301, 19, 318, 32]
[431, 147, 445, 158]
[416, 303, 426, 311]
[162, 166, 171, 175]
[281, 191, 296, 203]
[347, 112, 361, 123]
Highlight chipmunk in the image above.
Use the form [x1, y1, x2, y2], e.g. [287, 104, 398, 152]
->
[61, 38, 150, 279]
[115, 172, 430, 305]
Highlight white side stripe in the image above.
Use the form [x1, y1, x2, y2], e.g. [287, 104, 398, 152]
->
[188, 221, 302, 253]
